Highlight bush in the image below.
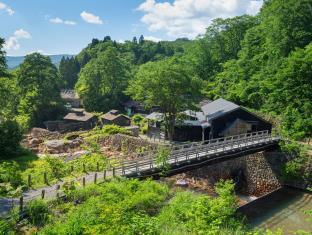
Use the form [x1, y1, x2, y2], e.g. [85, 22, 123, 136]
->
[102, 124, 131, 135]
[26, 199, 50, 227]
[0, 218, 13, 235]
[0, 120, 23, 159]
[0, 162, 24, 196]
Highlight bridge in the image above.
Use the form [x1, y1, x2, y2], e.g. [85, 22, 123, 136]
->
[115, 130, 280, 178]
[0, 130, 280, 216]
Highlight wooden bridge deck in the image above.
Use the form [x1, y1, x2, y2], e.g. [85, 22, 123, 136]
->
[115, 130, 280, 178]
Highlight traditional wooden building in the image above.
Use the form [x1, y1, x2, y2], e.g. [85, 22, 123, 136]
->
[102, 110, 131, 126]
[146, 98, 272, 142]
[176, 98, 272, 141]
[44, 108, 97, 132]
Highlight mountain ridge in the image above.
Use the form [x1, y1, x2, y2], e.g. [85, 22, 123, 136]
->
[6, 54, 74, 69]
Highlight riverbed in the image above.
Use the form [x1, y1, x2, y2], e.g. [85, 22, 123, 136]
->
[240, 187, 312, 234]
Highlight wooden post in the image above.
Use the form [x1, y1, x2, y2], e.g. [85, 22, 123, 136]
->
[94, 173, 97, 184]
[83, 177, 86, 187]
[44, 172, 48, 185]
[19, 196, 23, 212]
[113, 167, 115, 177]
[41, 189, 45, 199]
[83, 163, 86, 172]
[103, 170, 106, 180]
[71, 165, 74, 172]
[96, 162, 99, 172]
[28, 174, 31, 187]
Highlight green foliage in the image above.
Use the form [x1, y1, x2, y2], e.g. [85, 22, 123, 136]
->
[206, 0, 312, 139]
[280, 141, 311, 182]
[155, 147, 171, 176]
[26, 199, 50, 227]
[102, 124, 131, 136]
[0, 38, 7, 77]
[39, 179, 170, 235]
[75, 47, 129, 112]
[127, 56, 203, 140]
[132, 114, 148, 134]
[0, 120, 23, 159]
[16, 53, 64, 129]
[59, 56, 80, 89]
[0, 218, 13, 235]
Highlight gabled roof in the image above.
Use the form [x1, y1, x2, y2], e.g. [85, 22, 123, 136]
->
[145, 112, 163, 121]
[102, 110, 130, 121]
[201, 98, 240, 122]
[63, 110, 95, 122]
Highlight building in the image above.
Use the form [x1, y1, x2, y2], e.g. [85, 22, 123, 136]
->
[102, 110, 131, 126]
[44, 108, 97, 133]
[146, 98, 272, 142]
[178, 98, 272, 141]
[60, 90, 82, 108]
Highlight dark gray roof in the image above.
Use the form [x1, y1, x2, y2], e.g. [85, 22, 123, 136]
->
[201, 98, 240, 122]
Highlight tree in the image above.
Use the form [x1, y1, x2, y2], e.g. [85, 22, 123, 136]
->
[0, 38, 7, 77]
[0, 77, 19, 119]
[0, 120, 23, 159]
[139, 35, 144, 45]
[132, 36, 138, 44]
[127, 57, 202, 140]
[75, 47, 129, 112]
[59, 56, 80, 89]
[16, 53, 63, 129]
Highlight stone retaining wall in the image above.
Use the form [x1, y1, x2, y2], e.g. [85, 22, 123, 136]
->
[182, 151, 289, 196]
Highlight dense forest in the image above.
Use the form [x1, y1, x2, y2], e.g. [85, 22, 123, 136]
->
[0, 0, 311, 149]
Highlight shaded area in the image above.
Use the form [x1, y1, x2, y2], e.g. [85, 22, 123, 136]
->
[239, 187, 312, 234]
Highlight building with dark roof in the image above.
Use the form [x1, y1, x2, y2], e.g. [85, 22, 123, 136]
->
[44, 108, 97, 133]
[145, 98, 272, 142]
[102, 110, 131, 126]
[176, 98, 272, 141]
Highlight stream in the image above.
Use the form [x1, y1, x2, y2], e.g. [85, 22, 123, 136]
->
[240, 187, 312, 234]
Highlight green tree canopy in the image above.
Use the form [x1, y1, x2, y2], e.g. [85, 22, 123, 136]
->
[0, 38, 7, 77]
[75, 47, 129, 112]
[59, 56, 80, 89]
[127, 57, 202, 140]
[16, 53, 63, 129]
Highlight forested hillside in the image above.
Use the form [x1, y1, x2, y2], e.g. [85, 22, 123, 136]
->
[0, 0, 311, 140]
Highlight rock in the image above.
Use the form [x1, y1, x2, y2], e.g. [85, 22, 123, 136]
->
[29, 138, 42, 147]
[44, 140, 68, 154]
[175, 179, 188, 187]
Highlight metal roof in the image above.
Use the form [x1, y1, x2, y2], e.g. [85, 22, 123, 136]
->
[201, 98, 240, 122]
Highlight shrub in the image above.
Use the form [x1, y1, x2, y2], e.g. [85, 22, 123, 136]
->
[26, 199, 50, 227]
[0, 120, 23, 159]
[0, 218, 13, 235]
[102, 124, 131, 135]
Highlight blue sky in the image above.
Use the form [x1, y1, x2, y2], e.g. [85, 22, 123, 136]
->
[1, 0, 263, 56]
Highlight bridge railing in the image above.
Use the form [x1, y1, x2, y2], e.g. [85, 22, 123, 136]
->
[111, 130, 278, 176]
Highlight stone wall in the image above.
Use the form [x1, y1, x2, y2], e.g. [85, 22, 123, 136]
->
[181, 151, 289, 196]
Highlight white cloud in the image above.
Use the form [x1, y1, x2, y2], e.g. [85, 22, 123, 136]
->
[144, 36, 162, 42]
[49, 17, 76, 25]
[64, 20, 76, 25]
[4, 37, 19, 50]
[4, 29, 31, 51]
[246, 0, 263, 15]
[137, 0, 263, 38]
[80, 11, 103, 24]
[14, 29, 31, 39]
[0, 1, 14, 15]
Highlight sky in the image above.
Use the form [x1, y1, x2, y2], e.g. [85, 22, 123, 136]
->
[0, 0, 263, 56]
